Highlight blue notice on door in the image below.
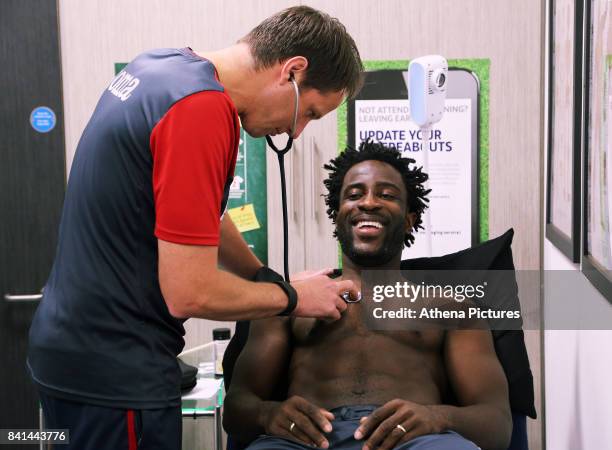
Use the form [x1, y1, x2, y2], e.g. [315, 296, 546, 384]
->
[30, 106, 56, 133]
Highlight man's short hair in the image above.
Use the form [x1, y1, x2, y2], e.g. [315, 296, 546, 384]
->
[323, 140, 430, 247]
[240, 6, 364, 99]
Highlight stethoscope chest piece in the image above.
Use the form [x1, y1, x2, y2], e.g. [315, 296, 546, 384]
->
[342, 291, 362, 303]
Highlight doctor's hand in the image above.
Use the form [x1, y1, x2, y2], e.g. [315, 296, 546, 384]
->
[262, 396, 335, 449]
[291, 276, 357, 321]
[353, 399, 447, 450]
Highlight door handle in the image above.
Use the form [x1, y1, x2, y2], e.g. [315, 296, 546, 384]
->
[4, 293, 43, 302]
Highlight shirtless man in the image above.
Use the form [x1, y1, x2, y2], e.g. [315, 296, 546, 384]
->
[223, 141, 512, 450]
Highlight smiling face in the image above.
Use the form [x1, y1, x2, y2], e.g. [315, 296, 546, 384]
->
[335, 160, 416, 268]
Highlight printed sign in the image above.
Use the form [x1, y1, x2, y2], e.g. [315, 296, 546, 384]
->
[30, 106, 56, 133]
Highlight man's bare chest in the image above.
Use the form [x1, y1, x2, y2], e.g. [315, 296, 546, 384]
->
[291, 304, 445, 352]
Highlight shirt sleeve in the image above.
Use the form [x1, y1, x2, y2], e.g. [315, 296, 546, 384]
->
[150, 90, 239, 246]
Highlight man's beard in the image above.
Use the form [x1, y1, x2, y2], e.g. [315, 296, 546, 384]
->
[336, 218, 405, 267]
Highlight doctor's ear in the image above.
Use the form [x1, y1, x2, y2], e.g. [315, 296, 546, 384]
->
[280, 56, 308, 83]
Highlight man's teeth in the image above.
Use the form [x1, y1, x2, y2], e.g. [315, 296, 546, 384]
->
[357, 221, 383, 229]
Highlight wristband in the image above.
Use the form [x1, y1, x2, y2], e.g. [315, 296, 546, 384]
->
[253, 266, 284, 283]
[273, 280, 298, 316]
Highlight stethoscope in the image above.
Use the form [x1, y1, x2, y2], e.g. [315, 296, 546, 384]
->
[264, 76, 362, 304]
[265, 74, 299, 283]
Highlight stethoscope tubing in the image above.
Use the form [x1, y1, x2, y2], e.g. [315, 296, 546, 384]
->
[265, 76, 299, 282]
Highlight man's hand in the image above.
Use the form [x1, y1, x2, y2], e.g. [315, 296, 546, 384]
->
[261, 396, 335, 449]
[353, 399, 447, 450]
[291, 276, 357, 321]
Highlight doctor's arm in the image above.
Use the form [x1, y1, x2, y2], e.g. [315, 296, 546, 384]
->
[218, 214, 263, 279]
[159, 240, 352, 321]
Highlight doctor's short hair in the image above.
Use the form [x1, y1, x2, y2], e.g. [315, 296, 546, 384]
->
[323, 140, 430, 247]
[240, 6, 364, 99]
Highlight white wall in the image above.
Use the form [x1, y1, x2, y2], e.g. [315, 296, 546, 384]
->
[544, 241, 612, 450]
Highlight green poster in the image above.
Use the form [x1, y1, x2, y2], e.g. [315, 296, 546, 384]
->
[227, 130, 268, 264]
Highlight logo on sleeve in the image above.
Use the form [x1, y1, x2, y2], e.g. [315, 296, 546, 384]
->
[108, 70, 140, 101]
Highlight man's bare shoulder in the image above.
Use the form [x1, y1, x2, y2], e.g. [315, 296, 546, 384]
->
[248, 316, 292, 342]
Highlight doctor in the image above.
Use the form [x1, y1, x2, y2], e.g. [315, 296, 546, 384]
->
[28, 6, 363, 450]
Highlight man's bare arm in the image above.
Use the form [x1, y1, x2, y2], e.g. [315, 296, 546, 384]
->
[158, 240, 353, 320]
[223, 319, 335, 447]
[436, 329, 512, 450]
[223, 317, 292, 439]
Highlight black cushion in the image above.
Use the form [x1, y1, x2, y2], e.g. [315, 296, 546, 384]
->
[222, 229, 536, 419]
